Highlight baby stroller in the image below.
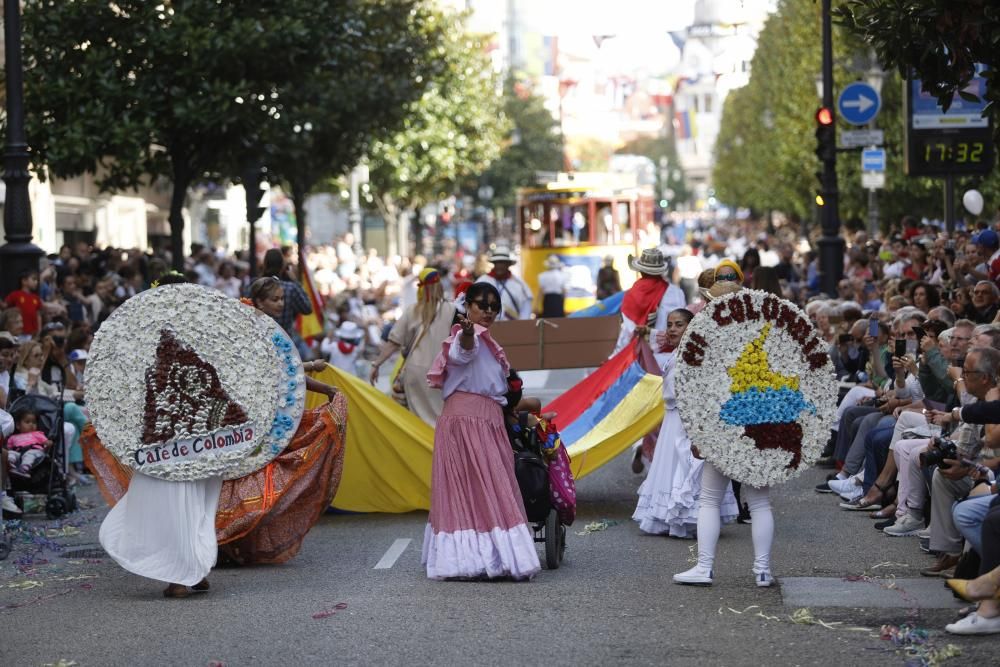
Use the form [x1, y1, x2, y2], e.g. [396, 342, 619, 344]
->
[507, 412, 576, 570]
[6, 393, 77, 519]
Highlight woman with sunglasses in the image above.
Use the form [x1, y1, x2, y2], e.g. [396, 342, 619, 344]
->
[423, 282, 541, 580]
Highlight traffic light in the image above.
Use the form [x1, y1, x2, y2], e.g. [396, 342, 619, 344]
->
[814, 106, 835, 162]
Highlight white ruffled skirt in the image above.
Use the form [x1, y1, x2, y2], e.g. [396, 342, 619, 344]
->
[633, 408, 738, 538]
[99, 472, 222, 586]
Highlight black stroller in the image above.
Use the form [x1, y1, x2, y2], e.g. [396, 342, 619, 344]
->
[6, 393, 77, 518]
[507, 412, 567, 570]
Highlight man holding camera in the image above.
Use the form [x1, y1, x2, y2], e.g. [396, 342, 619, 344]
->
[917, 347, 1000, 575]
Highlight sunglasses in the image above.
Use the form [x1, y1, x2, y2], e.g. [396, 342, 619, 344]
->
[716, 273, 739, 282]
[470, 300, 500, 313]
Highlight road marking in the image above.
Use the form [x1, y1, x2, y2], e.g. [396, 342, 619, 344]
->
[374, 538, 411, 569]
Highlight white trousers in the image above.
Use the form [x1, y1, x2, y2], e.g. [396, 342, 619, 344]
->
[697, 462, 773, 573]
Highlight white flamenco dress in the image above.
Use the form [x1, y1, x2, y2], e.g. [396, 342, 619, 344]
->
[633, 351, 738, 537]
[99, 473, 223, 586]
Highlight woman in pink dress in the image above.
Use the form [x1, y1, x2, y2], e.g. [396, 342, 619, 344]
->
[422, 283, 541, 580]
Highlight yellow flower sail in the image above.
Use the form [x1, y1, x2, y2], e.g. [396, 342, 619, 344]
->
[727, 324, 799, 393]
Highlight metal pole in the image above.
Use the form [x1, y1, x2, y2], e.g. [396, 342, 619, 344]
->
[867, 187, 879, 238]
[348, 169, 362, 253]
[944, 174, 955, 233]
[817, 0, 844, 297]
[0, 0, 43, 297]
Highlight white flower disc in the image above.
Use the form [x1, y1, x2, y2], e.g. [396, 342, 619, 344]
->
[85, 283, 306, 481]
[675, 289, 837, 487]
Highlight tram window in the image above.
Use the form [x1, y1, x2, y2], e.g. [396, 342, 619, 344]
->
[595, 204, 612, 245]
[553, 204, 589, 246]
[523, 204, 548, 248]
[616, 202, 633, 243]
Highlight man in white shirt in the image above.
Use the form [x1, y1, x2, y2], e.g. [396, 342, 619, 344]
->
[536, 255, 568, 318]
[476, 246, 533, 320]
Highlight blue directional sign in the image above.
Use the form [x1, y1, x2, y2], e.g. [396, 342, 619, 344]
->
[838, 82, 881, 125]
[861, 148, 886, 172]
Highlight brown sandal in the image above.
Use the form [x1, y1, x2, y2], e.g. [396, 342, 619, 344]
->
[163, 583, 190, 598]
[192, 578, 210, 591]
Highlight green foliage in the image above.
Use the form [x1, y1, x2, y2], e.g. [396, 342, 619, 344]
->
[711, 0, 1000, 231]
[21, 0, 443, 265]
[477, 78, 563, 208]
[260, 1, 445, 220]
[835, 0, 1000, 142]
[368, 14, 508, 211]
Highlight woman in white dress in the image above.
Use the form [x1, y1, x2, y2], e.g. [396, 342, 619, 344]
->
[633, 308, 738, 538]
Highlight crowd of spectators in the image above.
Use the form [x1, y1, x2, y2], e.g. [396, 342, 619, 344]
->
[5, 213, 1000, 635]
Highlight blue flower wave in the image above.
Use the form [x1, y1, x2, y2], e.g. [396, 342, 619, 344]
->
[720, 387, 817, 426]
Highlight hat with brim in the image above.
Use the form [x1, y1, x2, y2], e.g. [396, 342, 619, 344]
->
[628, 248, 668, 275]
[488, 247, 516, 265]
[68, 349, 89, 362]
[0, 331, 17, 347]
[544, 255, 563, 269]
[335, 321, 363, 340]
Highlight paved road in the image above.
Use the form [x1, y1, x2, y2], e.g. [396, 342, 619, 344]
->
[1, 371, 994, 665]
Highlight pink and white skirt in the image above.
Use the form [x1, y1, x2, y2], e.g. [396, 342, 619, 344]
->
[421, 392, 541, 580]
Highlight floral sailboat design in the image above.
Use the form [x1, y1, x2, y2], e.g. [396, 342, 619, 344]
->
[719, 324, 816, 469]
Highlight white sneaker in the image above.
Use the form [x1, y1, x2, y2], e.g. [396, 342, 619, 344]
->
[945, 611, 1000, 635]
[673, 565, 713, 586]
[754, 570, 775, 588]
[916, 528, 931, 539]
[828, 477, 858, 496]
[1, 495, 21, 515]
[883, 514, 924, 537]
[837, 485, 864, 503]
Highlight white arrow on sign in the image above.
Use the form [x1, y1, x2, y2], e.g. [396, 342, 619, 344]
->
[842, 94, 876, 114]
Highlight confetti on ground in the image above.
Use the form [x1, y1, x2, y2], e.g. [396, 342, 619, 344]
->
[43, 660, 79, 667]
[312, 602, 348, 619]
[880, 624, 962, 667]
[574, 519, 619, 536]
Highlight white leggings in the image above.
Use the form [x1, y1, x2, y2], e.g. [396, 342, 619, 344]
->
[697, 462, 774, 573]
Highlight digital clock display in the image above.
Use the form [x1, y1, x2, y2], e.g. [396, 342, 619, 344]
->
[907, 131, 995, 176]
[917, 138, 987, 165]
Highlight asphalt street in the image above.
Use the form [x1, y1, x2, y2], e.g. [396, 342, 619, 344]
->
[0, 369, 994, 666]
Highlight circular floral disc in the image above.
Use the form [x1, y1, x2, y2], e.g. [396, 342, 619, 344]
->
[675, 289, 836, 487]
[85, 283, 306, 481]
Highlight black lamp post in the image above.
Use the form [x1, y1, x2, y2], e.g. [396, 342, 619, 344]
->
[0, 0, 43, 297]
[817, 0, 844, 297]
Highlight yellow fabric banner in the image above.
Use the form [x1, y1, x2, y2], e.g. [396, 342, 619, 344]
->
[308, 366, 434, 513]
[308, 366, 664, 513]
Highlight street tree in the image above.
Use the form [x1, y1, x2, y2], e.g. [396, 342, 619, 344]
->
[367, 13, 508, 253]
[258, 0, 445, 255]
[23, 0, 326, 269]
[477, 78, 563, 209]
[711, 0, 999, 232]
[835, 1, 1000, 143]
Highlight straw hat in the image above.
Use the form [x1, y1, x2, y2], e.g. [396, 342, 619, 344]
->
[627, 248, 669, 275]
[544, 255, 563, 270]
[488, 246, 516, 264]
[335, 321, 363, 340]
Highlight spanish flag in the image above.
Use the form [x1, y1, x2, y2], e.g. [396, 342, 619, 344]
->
[296, 262, 325, 340]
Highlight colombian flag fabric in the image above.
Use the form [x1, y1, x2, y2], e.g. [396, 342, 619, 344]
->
[296, 262, 326, 340]
[306, 339, 663, 513]
[542, 339, 663, 479]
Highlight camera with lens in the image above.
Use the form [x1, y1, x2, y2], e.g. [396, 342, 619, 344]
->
[919, 436, 959, 469]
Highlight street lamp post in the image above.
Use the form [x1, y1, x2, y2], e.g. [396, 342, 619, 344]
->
[0, 0, 43, 296]
[817, 0, 844, 297]
[348, 163, 369, 254]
